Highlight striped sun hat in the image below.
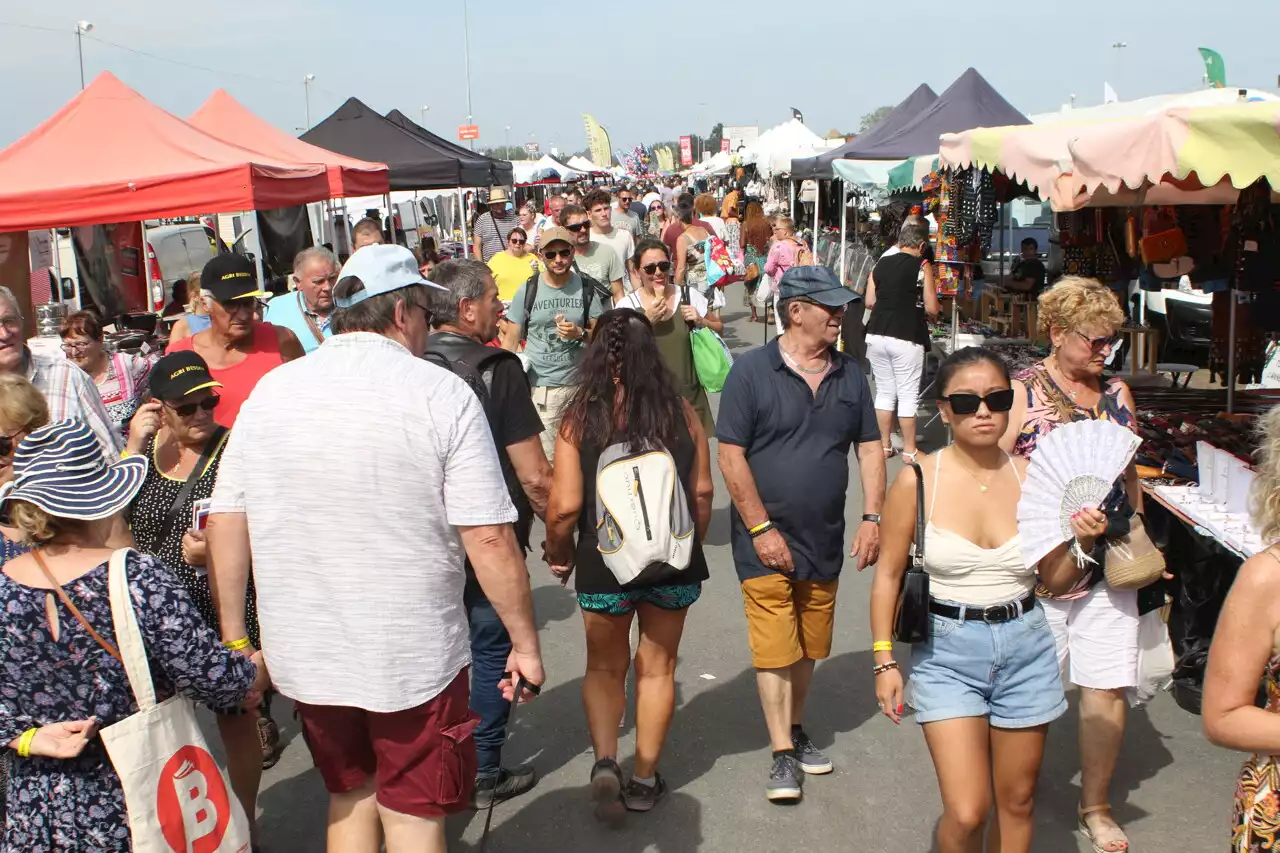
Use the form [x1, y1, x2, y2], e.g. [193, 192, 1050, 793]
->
[0, 420, 148, 524]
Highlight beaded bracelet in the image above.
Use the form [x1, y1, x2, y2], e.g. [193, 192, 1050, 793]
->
[872, 661, 900, 676]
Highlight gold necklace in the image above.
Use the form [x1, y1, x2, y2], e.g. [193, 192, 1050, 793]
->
[1049, 356, 1090, 401]
[951, 449, 1002, 493]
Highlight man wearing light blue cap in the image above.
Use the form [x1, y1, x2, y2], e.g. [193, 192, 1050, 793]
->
[206, 243, 546, 850]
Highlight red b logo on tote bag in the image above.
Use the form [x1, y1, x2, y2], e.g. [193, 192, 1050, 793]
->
[156, 745, 235, 853]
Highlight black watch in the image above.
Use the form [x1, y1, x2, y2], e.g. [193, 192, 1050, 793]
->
[862, 514, 881, 524]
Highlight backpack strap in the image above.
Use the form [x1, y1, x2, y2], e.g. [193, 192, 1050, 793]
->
[519, 271, 540, 343]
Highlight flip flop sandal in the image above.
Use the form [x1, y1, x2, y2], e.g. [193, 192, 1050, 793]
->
[882, 446, 898, 459]
[902, 451, 920, 465]
[1079, 804, 1130, 853]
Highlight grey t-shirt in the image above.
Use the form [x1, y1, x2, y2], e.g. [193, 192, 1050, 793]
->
[507, 273, 606, 388]
[574, 243, 624, 293]
[612, 209, 643, 239]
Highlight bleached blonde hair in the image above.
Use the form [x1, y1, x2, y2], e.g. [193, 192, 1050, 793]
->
[1252, 405, 1280, 544]
[1037, 275, 1124, 338]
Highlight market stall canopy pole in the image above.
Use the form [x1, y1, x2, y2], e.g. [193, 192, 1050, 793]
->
[189, 89, 389, 198]
[792, 84, 938, 180]
[0, 72, 330, 232]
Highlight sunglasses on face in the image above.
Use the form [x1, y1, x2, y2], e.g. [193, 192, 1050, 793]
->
[542, 248, 573, 261]
[0, 431, 20, 456]
[510, 238, 527, 246]
[564, 221, 590, 232]
[165, 395, 221, 418]
[942, 389, 1015, 415]
[642, 261, 673, 275]
[620, 197, 633, 204]
[1073, 329, 1122, 354]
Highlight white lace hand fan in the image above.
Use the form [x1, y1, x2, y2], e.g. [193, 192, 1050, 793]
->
[1018, 419, 1141, 569]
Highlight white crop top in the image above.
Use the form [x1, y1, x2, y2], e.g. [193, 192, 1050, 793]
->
[923, 449, 1035, 607]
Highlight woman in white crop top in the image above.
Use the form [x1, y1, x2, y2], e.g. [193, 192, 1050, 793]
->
[869, 347, 1108, 853]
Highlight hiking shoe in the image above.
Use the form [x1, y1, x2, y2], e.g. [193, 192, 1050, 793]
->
[469, 764, 538, 809]
[589, 758, 626, 824]
[791, 729, 833, 774]
[766, 754, 803, 803]
[622, 774, 668, 813]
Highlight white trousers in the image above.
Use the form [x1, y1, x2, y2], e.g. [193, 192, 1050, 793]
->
[865, 334, 925, 418]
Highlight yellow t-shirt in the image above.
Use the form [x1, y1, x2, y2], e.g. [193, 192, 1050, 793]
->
[488, 251, 542, 303]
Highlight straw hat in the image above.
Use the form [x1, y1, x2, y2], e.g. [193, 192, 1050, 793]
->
[487, 188, 511, 205]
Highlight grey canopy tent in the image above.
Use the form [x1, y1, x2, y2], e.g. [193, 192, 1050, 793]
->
[384, 109, 513, 188]
[790, 84, 939, 179]
[301, 98, 507, 190]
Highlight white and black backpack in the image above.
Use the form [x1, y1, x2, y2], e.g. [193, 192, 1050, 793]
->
[594, 442, 694, 588]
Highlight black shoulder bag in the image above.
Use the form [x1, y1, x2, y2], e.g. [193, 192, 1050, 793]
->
[892, 461, 931, 643]
[155, 427, 227, 551]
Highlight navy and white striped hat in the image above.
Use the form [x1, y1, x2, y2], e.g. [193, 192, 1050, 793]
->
[0, 420, 148, 523]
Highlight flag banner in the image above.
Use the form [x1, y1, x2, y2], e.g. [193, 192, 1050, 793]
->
[1199, 47, 1226, 88]
[791, 107, 804, 123]
[679, 136, 693, 166]
[720, 138, 730, 153]
[582, 114, 613, 168]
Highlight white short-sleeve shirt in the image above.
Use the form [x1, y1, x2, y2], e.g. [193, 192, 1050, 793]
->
[210, 332, 517, 712]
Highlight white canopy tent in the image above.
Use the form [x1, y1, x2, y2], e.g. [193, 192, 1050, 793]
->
[739, 119, 840, 179]
[690, 150, 733, 176]
[567, 155, 611, 174]
[511, 155, 587, 185]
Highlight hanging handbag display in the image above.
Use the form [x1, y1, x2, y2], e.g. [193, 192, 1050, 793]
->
[1139, 228, 1188, 265]
[892, 462, 931, 644]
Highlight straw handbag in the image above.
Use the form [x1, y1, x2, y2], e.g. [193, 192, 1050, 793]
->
[1104, 514, 1166, 590]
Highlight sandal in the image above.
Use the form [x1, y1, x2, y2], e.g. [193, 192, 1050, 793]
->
[258, 716, 284, 770]
[1079, 804, 1129, 853]
[882, 446, 898, 460]
[902, 451, 920, 465]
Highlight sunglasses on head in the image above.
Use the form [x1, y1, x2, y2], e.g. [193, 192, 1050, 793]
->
[542, 248, 573, 261]
[942, 389, 1015, 415]
[642, 261, 673, 275]
[564, 221, 590, 232]
[165, 396, 221, 418]
[1073, 329, 1122, 354]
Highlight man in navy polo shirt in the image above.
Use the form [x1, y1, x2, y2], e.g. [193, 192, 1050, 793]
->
[717, 264, 886, 805]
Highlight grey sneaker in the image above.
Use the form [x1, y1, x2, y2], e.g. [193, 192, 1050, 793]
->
[469, 764, 538, 809]
[589, 758, 626, 824]
[766, 754, 803, 803]
[622, 774, 668, 812]
[791, 729, 833, 774]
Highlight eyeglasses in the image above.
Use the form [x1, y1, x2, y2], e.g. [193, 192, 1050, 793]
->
[564, 221, 590, 232]
[942, 389, 1015, 415]
[542, 248, 574, 261]
[60, 340, 93, 354]
[510, 237, 527, 246]
[1073, 330, 1122, 354]
[619, 197, 634, 204]
[0, 431, 21, 457]
[221, 298, 261, 315]
[164, 395, 221, 418]
[0, 315, 21, 331]
[642, 261, 673, 275]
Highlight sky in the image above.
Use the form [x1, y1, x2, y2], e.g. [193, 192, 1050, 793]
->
[0, 1, 1277, 158]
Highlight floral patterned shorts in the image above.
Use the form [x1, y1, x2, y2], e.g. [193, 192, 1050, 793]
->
[578, 583, 702, 616]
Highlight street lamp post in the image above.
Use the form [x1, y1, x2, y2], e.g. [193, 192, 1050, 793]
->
[462, 0, 475, 150]
[505, 126, 511, 156]
[75, 21, 93, 89]
[1110, 41, 1127, 95]
[421, 105, 430, 126]
[303, 74, 315, 129]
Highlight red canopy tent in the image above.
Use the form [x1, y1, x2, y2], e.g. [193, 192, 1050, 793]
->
[0, 72, 331, 231]
[189, 90, 389, 198]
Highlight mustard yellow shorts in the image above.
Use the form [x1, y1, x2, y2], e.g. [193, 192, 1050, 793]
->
[740, 573, 840, 669]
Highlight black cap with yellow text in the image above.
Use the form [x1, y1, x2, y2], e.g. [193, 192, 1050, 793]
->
[148, 351, 223, 401]
[201, 253, 267, 303]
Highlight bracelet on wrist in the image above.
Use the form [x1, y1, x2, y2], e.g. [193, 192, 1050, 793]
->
[872, 641, 893, 653]
[15, 728, 36, 758]
[222, 637, 252, 652]
[872, 661, 900, 676]
[748, 520, 775, 539]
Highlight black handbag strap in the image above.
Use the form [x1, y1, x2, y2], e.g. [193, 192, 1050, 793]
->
[156, 427, 227, 547]
[906, 461, 926, 571]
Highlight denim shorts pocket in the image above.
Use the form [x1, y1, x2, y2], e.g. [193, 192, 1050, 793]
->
[929, 614, 960, 639]
[1021, 604, 1048, 630]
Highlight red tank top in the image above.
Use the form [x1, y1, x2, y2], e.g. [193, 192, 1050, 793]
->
[167, 323, 286, 428]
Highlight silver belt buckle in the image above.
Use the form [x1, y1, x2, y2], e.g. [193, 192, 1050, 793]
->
[984, 602, 1015, 623]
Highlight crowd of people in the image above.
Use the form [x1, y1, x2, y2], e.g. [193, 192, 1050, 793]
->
[0, 180, 1271, 853]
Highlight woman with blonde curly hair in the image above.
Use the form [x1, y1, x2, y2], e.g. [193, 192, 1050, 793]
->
[0, 374, 49, 563]
[1204, 404, 1280, 850]
[1000, 275, 1139, 853]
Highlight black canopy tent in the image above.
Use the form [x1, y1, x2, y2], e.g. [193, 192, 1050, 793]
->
[384, 109, 514, 188]
[301, 98, 506, 190]
[838, 68, 1030, 161]
[790, 84, 939, 179]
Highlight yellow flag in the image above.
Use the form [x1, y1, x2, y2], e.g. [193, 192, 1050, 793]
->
[582, 114, 612, 169]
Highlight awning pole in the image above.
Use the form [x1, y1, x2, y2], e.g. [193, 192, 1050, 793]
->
[50, 230, 62, 304]
[252, 211, 267, 288]
[1227, 292, 1237, 414]
[789, 179, 795, 221]
[838, 181, 848, 286]
[140, 218, 154, 313]
[457, 188, 470, 258]
[812, 180, 820, 245]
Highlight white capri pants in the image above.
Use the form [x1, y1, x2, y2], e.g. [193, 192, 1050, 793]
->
[1042, 582, 1139, 690]
[865, 334, 925, 418]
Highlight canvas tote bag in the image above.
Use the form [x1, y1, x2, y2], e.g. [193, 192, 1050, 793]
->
[100, 549, 253, 853]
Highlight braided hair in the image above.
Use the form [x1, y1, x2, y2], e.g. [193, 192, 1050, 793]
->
[558, 308, 686, 453]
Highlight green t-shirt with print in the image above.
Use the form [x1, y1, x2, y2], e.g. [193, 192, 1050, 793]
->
[507, 273, 606, 388]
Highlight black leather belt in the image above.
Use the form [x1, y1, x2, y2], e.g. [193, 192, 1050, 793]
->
[929, 592, 1036, 623]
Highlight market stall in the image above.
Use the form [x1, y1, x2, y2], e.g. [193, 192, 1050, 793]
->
[791, 83, 938, 180]
[384, 109, 513, 187]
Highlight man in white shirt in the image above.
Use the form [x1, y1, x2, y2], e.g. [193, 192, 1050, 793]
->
[583, 189, 634, 296]
[207, 245, 543, 853]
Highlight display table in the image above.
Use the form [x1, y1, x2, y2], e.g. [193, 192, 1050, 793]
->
[1119, 325, 1161, 375]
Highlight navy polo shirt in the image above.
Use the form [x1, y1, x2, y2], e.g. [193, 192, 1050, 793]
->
[717, 339, 880, 582]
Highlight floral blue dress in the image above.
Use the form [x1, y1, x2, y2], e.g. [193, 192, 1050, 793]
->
[0, 550, 257, 852]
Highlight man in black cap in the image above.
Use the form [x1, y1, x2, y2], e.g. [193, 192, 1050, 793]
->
[716, 264, 885, 805]
[166, 254, 305, 428]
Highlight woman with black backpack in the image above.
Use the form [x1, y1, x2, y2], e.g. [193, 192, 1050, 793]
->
[544, 308, 713, 822]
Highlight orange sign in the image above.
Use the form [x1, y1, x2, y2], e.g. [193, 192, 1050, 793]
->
[457, 125, 480, 140]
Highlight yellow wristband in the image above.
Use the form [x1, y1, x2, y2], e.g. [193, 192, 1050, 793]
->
[16, 728, 36, 758]
[872, 641, 894, 653]
[748, 520, 772, 535]
[222, 638, 252, 652]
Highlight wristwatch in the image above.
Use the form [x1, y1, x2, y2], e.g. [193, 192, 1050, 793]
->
[862, 514, 881, 524]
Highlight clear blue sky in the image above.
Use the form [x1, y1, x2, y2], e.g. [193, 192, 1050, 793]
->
[0, 0, 1275, 156]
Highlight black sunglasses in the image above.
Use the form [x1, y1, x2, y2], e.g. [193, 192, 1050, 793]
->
[509, 237, 527, 245]
[542, 248, 573, 261]
[165, 396, 221, 418]
[619, 197, 634, 204]
[642, 261, 673, 275]
[1073, 329, 1122, 354]
[942, 389, 1015, 415]
[564, 221, 590, 232]
[0, 431, 19, 456]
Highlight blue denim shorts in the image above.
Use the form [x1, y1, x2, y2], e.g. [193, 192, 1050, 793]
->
[908, 600, 1067, 729]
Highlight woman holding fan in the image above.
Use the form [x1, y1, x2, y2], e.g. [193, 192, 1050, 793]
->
[871, 346, 1096, 853]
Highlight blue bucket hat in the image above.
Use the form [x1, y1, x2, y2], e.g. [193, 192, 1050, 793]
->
[0, 420, 148, 524]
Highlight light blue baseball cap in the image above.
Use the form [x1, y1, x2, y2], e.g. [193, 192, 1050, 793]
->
[335, 244, 446, 309]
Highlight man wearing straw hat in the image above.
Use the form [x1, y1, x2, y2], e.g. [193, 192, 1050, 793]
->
[472, 188, 520, 263]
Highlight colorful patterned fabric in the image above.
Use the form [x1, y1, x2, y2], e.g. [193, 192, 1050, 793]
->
[23, 349, 123, 460]
[578, 583, 703, 616]
[1234, 652, 1280, 851]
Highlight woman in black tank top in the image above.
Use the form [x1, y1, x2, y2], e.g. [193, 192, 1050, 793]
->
[545, 308, 713, 818]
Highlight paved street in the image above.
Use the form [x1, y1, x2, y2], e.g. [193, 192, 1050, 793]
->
[240, 305, 1241, 852]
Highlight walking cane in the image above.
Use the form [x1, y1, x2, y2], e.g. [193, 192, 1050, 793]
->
[478, 676, 539, 852]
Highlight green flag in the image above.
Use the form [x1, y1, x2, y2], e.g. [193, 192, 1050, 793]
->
[1199, 47, 1226, 88]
